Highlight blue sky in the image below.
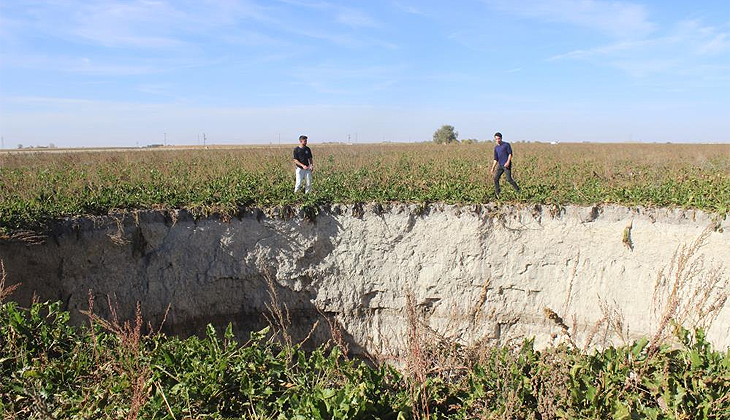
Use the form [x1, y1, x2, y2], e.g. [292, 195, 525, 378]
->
[0, 0, 728, 147]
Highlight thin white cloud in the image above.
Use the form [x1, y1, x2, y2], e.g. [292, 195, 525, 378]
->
[482, 0, 656, 39]
[69, 58, 161, 76]
[675, 20, 730, 56]
[549, 38, 666, 60]
[274, 0, 330, 8]
[291, 63, 404, 94]
[1, 0, 275, 49]
[67, 0, 189, 48]
[2, 96, 104, 106]
[0, 54, 160, 75]
[697, 32, 730, 55]
[336, 10, 380, 28]
[134, 83, 177, 97]
[276, 0, 381, 28]
[550, 19, 730, 79]
[0, 95, 171, 111]
[392, 2, 427, 16]
[220, 30, 288, 47]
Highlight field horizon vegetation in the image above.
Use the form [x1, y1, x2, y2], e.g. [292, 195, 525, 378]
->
[1, 142, 728, 234]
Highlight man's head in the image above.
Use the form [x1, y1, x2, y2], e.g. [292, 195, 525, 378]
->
[299, 135, 308, 146]
[494, 132, 502, 144]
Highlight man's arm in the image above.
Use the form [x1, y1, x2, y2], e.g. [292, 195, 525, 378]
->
[491, 159, 498, 174]
[505, 144, 513, 168]
[308, 156, 313, 170]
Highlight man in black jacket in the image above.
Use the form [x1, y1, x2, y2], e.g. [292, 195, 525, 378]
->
[490, 132, 520, 197]
[293, 135, 313, 193]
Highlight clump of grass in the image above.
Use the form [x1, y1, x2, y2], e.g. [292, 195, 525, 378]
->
[622, 220, 634, 250]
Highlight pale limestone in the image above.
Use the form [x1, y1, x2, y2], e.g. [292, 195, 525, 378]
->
[1, 204, 728, 356]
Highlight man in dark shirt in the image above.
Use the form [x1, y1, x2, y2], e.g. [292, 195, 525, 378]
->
[490, 132, 520, 197]
[293, 135, 313, 193]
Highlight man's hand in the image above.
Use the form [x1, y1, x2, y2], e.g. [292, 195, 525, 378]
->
[504, 162, 510, 169]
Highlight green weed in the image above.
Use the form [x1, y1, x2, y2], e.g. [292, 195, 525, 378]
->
[2, 298, 728, 419]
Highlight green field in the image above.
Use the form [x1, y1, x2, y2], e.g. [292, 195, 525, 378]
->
[1, 142, 729, 233]
[2, 299, 728, 419]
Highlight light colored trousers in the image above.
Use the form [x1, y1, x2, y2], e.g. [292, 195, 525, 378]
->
[294, 167, 312, 193]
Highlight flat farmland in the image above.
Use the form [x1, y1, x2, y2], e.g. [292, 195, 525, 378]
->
[1, 142, 728, 232]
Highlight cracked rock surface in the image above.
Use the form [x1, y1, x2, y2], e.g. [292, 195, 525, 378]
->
[2, 203, 728, 355]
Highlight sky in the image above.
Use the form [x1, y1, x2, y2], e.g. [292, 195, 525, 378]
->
[0, 0, 729, 148]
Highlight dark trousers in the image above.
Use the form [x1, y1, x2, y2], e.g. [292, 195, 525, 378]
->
[494, 165, 520, 195]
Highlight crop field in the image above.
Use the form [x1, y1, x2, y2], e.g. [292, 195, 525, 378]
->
[1, 142, 728, 233]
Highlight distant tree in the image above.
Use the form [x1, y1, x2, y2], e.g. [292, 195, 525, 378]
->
[49, 143, 56, 148]
[462, 138, 479, 144]
[433, 125, 458, 144]
[17, 144, 23, 149]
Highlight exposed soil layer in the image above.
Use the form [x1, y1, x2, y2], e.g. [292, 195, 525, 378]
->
[2, 203, 728, 355]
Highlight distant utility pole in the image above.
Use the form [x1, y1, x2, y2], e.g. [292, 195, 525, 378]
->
[278, 133, 281, 145]
[164, 132, 167, 146]
[348, 134, 351, 143]
[203, 133, 207, 147]
[197, 133, 200, 145]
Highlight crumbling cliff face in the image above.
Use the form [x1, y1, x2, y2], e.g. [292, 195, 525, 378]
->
[2, 204, 728, 355]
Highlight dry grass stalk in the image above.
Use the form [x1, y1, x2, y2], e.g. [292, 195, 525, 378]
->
[649, 227, 728, 353]
[315, 305, 349, 359]
[156, 381, 178, 420]
[404, 290, 431, 420]
[562, 253, 580, 316]
[397, 293, 479, 418]
[127, 372, 151, 420]
[261, 269, 292, 348]
[0, 260, 21, 303]
[544, 307, 577, 349]
[85, 290, 100, 363]
[7, 230, 46, 245]
[582, 315, 608, 352]
[298, 318, 321, 349]
[469, 277, 490, 324]
[108, 215, 130, 246]
[598, 298, 630, 347]
[79, 293, 167, 420]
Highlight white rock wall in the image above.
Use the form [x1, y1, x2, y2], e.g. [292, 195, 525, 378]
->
[1, 204, 728, 355]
